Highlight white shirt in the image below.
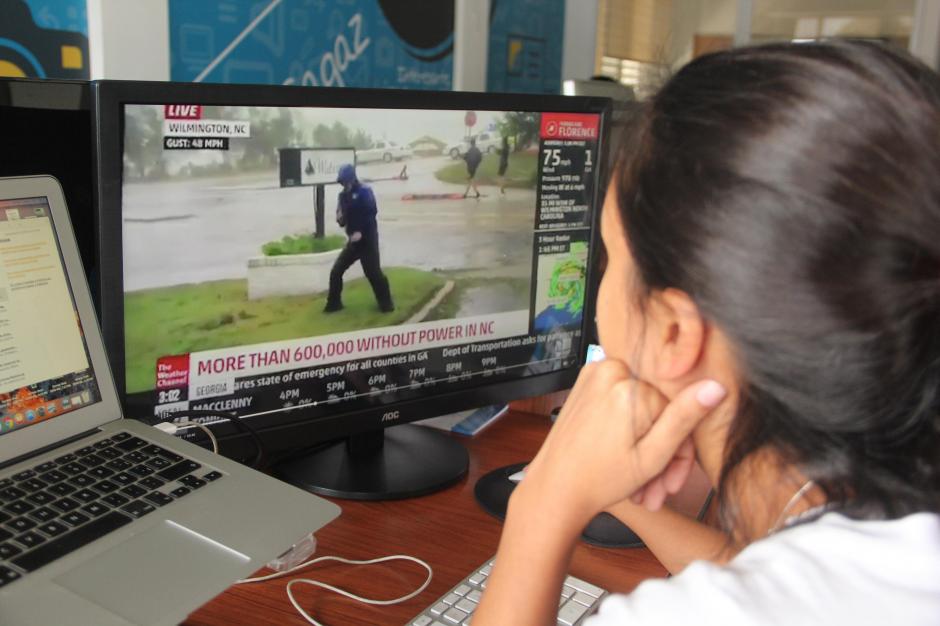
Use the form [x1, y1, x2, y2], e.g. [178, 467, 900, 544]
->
[586, 512, 940, 626]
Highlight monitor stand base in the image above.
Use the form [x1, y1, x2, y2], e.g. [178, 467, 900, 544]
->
[474, 462, 646, 548]
[274, 424, 469, 501]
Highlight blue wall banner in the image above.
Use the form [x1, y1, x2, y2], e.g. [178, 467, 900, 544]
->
[0, 0, 89, 79]
[487, 0, 565, 94]
[170, 0, 454, 90]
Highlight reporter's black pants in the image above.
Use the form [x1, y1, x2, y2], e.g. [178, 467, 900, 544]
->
[326, 236, 392, 309]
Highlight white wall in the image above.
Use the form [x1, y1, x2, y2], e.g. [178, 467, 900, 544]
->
[701, 0, 739, 35]
[667, 0, 737, 68]
[88, 0, 498, 90]
[668, 0, 704, 68]
[911, 0, 940, 69]
[453, 0, 490, 91]
[562, 0, 600, 80]
[87, 0, 170, 80]
[91, 0, 485, 85]
[81, 0, 940, 85]
[87, 0, 613, 88]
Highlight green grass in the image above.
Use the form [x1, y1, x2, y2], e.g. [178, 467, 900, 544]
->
[261, 234, 345, 256]
[434, 152, 537, 188]
[124, 267, 444, 394]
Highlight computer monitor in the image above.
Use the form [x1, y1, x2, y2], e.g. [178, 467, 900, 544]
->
[91, 80, 609, 500]
[0, 78, 96, 283]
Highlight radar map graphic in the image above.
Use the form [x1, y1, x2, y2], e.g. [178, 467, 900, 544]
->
[533, 241, 587, 332]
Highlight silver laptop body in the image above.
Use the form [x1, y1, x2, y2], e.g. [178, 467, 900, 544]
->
[0, 175, 340, 626]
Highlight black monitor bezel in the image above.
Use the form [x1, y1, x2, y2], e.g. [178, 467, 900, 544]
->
[0, 78, 98, 285]
[91, 79, 610, 458]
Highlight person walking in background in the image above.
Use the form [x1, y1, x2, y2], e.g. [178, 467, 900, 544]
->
[463, 137, 483, 199]
[497, 136, 510, 194]
[324, 164, 394, 314]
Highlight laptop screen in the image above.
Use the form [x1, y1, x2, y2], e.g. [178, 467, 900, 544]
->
[0, 196, 101, 437]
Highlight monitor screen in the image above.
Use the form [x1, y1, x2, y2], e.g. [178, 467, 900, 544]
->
[93, 82, 608, 494]
[0, 195, 101, 436]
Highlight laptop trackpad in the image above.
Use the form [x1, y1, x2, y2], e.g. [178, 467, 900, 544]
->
[54, 520, 250, 624]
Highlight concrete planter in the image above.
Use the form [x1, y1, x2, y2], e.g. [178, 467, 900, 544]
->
[246, 248, 362, 300]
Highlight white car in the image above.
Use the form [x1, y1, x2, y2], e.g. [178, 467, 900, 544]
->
[356, 140, 413, 163]
[447, 132, 503, 159]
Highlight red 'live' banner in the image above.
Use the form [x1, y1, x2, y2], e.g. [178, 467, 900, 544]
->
[164, 104, 202, 120]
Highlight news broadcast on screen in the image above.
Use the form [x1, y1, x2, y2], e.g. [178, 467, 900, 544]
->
[119, 102, 599, 425]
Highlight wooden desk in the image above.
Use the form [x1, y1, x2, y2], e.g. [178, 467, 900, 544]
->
[184, 410, 669, 625]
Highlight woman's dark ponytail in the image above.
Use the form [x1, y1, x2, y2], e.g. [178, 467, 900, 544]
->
[615, 41, 940, 536]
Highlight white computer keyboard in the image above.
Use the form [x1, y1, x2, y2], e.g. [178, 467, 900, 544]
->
[407, 556, 608, 625]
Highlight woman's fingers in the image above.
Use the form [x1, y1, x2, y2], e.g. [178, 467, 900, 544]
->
[639, 477, 668, 510]
[522, 360, 725, 520]
[633, 380, 726, 486]
[628, 440, 695, 511]
[662, 439, 696, 495]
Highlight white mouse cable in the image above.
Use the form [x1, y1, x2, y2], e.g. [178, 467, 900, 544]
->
[236, 553, 433, 626]
[154, 420, 219, 454]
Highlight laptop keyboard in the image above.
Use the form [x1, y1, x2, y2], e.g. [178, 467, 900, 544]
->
[0, 431, 224, 587]
[408, 557, 608, 626]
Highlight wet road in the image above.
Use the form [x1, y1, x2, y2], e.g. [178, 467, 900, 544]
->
[122, 155, 536, 293]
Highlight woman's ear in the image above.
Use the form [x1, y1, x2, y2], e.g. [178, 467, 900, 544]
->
[650, 288, 706, 381]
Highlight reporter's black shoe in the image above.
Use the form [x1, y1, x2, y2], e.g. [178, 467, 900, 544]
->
[323, 301, 344, 313]
[379, 302, 395, 313]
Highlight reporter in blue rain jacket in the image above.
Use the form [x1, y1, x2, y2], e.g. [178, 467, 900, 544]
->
[324, 164, 394, 313]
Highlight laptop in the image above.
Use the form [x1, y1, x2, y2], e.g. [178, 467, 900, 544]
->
[0, 176, 340, 625]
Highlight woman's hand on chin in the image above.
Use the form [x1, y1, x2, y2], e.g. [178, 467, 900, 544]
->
[516, 359, 726, 526]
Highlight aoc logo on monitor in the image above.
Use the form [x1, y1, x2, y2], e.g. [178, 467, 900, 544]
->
[381, 410, 401, 423]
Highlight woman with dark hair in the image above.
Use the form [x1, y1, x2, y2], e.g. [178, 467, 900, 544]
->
[474, 40, 940, 624]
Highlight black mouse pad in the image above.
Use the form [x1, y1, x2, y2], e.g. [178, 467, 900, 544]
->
[474, 463, 645, 549]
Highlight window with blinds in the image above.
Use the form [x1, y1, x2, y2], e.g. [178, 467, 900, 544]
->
[595, 0, 673, 99]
